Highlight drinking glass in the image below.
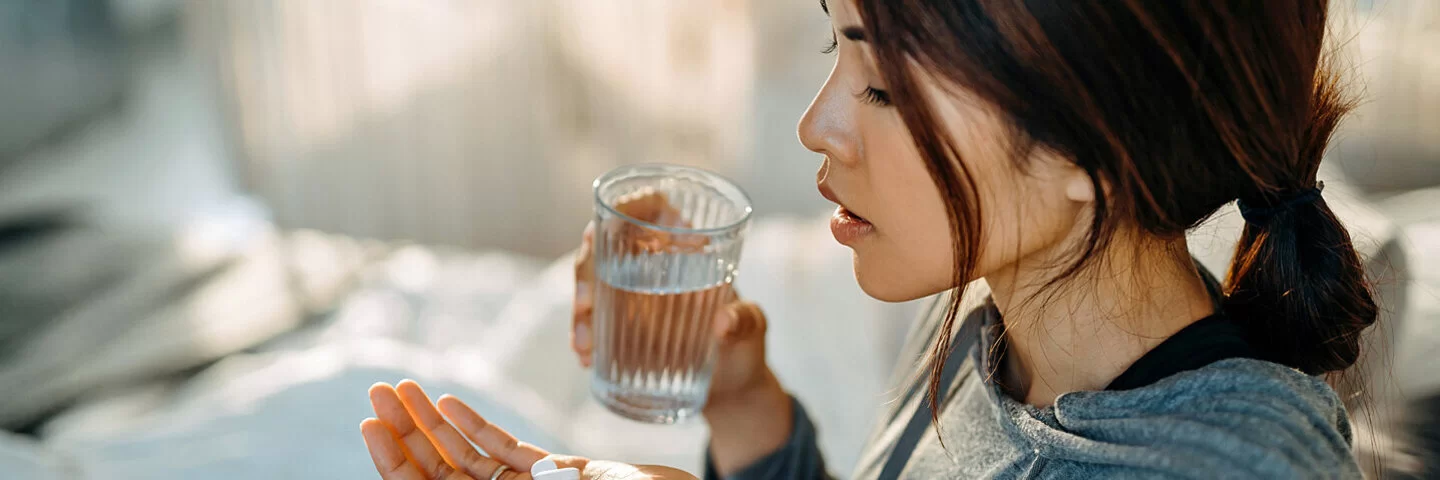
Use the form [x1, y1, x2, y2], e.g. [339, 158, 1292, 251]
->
[589, 164, 752, 424]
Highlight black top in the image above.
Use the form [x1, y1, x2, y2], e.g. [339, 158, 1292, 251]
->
[1105, 312, 1257, 391]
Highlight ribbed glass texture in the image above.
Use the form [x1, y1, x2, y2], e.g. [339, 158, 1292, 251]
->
[590, 164, 751, 424]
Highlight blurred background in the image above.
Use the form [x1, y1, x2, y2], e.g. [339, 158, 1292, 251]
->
[0, 0, 1436, 478]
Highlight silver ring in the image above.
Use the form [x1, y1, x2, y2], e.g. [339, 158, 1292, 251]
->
[488, 465, 510, 480]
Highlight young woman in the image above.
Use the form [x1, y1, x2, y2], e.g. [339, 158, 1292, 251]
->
[360, 0, 1375, 478]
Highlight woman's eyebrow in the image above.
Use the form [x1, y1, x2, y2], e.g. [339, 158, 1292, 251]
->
[820, 0, 828, 16]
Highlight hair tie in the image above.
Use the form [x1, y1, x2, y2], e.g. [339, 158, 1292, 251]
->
[1237, 181, 1325, 226]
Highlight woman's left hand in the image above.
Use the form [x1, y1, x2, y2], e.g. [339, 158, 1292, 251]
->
[361, 380, 697, 480]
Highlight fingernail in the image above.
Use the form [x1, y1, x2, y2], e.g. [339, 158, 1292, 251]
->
[575, 322, 592, 350]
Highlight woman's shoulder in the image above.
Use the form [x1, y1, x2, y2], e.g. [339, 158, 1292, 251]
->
[1062, 358, 1346, 419]
[1044, 358, 1360, 478]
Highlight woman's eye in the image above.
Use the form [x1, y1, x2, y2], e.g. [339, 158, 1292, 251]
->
[822, 36, 838, 54]
[858, 86, 892, 106]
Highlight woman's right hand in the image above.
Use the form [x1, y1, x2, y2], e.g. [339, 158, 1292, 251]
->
[570, 190, 794, 475]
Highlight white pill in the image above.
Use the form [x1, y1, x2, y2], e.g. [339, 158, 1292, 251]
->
[533, 467, 580, 480]
[530, 456, 558, 475]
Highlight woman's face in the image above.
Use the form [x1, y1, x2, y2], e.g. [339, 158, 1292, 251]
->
[799, 0, 1093, 302]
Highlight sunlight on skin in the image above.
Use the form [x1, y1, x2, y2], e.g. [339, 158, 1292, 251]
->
[361, 380, 699, 480]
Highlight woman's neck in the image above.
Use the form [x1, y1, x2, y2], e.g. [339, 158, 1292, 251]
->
[984, 234, 1214, 407]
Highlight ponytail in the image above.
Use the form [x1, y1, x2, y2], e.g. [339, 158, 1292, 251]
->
[1223, 68, 1378, 376]
[1224, 188, 1377, 374]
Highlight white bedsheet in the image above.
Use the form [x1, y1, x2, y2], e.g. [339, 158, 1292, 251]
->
[21, 215, 920, 479]
[11, 176, 1435, 478]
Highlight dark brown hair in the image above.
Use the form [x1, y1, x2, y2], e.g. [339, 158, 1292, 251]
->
[851, 0, 1377, 426]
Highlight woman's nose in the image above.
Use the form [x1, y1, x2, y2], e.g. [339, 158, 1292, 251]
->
[797, 77, 859, 166]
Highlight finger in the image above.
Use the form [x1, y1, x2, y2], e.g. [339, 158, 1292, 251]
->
[711, 289, 740, 341]
[574, 223, 596, 367]
[712, 287, 740, 339]
[737, 302, 768, 338]
[395, 381, 511, 479]
[611, 189, 699, 236]
[574, 222, 595, 284]
[604, 189, 710, 259]
[717, 300, 767, 344]
[360, 418, 429, 480]
[436, 394, 549, 469]
[611, 188, 673, 223]
[369, 382, 454, 477]
[572, 305, 593, 367]
[714, 304, 736, 342]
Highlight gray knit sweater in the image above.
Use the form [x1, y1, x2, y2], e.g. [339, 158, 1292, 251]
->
[706, 288, 1361, 479]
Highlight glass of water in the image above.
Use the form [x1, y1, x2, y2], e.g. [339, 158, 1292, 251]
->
[589, 164, 752, 424]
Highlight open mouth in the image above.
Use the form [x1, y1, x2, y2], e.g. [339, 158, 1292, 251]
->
[836, 205, 869, 224]
[818, 164, 874, 243]
[830, 204, 875, 244]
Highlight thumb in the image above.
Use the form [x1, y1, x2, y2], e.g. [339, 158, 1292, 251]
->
[715, 300, 767, 345]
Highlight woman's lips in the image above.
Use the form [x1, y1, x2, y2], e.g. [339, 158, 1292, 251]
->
[830, 205, 875, 245]
[818, 172, 874, 245]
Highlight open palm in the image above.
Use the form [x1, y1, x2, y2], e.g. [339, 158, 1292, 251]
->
[360, 380, 696, 480]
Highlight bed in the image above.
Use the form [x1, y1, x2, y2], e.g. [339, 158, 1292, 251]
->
[0, 170, 1434, 479]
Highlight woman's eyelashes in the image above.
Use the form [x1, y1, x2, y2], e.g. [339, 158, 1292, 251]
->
[858, 86, 892, 106]
[821, 32, 888, 106]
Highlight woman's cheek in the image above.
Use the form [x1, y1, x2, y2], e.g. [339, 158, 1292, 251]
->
[853, 207, 956, 302]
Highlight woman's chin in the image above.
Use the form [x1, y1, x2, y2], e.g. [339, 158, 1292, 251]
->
[852, 253, 944, 303]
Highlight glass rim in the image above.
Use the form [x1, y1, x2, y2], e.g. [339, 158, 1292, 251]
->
[592, 163, 754, 235]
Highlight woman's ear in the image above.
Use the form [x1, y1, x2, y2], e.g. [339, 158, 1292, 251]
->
[1063, 168, 1096, 204]
[1035, 147, 1096, 204]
